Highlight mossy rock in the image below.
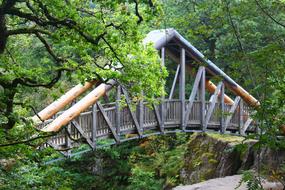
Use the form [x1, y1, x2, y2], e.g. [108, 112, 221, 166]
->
[180, 133, 255, 184]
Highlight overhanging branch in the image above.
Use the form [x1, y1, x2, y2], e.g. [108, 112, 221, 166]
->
[255, 0, 285, 28]
[0, 134, 54, 147]
[6, 27, 50, 36]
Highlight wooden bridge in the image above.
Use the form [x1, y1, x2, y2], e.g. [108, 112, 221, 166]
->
[36, 29, 258, 157]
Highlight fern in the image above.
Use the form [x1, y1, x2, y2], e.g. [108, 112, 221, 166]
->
[236, 171, 264, 190]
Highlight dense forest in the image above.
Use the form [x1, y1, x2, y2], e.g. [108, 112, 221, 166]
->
[0, 0, 284, 189]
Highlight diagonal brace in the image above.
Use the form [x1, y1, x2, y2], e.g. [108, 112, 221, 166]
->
[183, 66, 204, 126]
[205, 82, 223, 127]
[71, 120, 94, 149]
[224, 96, 241, 130]
[121, 87, 143, 137]
[97, 102, 120, 143]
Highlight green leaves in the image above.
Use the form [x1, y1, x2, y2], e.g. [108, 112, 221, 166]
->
[1, 0, 165, 131]
[127, 167, 163, 190]
[238, 171, 264, 190]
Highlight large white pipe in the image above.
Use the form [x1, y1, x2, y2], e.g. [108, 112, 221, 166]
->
[41, 80, 116, 132]
[32, 80, 97, 124]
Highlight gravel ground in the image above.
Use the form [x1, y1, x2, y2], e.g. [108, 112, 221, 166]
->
[173, 175, 284, 190]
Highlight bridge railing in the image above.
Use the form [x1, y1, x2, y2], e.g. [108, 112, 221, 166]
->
[39, 98, 257, 151]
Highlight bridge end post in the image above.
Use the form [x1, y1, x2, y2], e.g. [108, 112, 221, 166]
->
[160, 47, 165, 133]
[179, 48, 186, 131]
[200, 67, 206, 132]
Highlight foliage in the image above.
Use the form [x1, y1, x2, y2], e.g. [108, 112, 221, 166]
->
[0, 0, 166, 131]
[254, 65, 285, 149]
[0, 134, 189, 189]
[1, 0, 285, 189]
[0, 161, 94, 190]
[270, 164, 285, 188]
[237, 171, 264, 190]
[162, 0, 285, 186]
[127, 167, 162, 190]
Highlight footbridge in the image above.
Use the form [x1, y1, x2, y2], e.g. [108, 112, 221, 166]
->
[34, 29, 259, 157]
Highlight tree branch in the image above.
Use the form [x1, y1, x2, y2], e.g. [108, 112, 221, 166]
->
[6, 27, 50, 36]
[224, 0, 244, 52]
[134, 0, 143, 24]
[255, 0, 285, 28]
[13, 70, 62, 88]
[102, 36, 124, 66]
[7, 5, 106, 46]
[35, 32, 63, 63]
[1, 0, 18, 12]
[0, 134, 54, 147]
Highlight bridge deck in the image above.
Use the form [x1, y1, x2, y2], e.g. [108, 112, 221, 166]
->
[39, 99, 256, 153]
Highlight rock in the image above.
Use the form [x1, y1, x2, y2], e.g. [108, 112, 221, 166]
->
[180, 133, 255, 184]
[179, 133, 285, 188]
[174, 175, 247, 190]
[174, 175, 284, 190]
[0, 158, 16, 171]
[253, 147, 285, 171]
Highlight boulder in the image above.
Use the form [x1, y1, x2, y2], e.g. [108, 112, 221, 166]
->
[180, 133, 256, 184]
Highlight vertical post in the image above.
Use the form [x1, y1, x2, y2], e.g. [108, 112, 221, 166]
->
[239, 99, 244, 135]
[180, 48, 186, 130]
[200, 67, 206, 131]
[160, 47, 165, 133]
[220, 82, 225, 134]
[65, 123, 71, 157]
[92, 104, 97, 149]
[138, 92, 144, 130]
[115, 86, 121, 135]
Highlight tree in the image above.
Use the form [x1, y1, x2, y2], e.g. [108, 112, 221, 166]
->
[162, 0, 285, 97]
[0, 0, 167, 132]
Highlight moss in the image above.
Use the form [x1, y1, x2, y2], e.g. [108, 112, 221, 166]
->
[207, 133, 245, 145]
[209, 159, 218, 164]
[182, 133, 249, 184]
[201, 152, 214, 158]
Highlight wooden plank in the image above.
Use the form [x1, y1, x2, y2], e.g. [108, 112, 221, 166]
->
[239, 99, 244, 135]
[159, 101, 165, 133]
[241, 118, 253, 136]
[180, 48, 186, 130]
[224, 96, 241, 130]
[121, 87, 143, 137]
[153, 104, 163, 132]
[97, 102, 120, 143]
[138, 98, 144, 129]
[220, 83, 225, 134]
[205, 82, 223, 127]
[200, 67, 206, 131]
[65, 123, 71, 156]
[115, 86, 121, 135]
[92, 104, 97, 149]
[71, 120, 94, 149]
[169, 64, 180, 100]
[183, 66, 204, 126]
